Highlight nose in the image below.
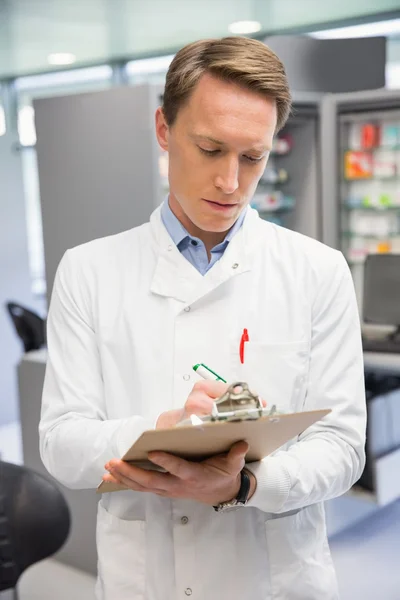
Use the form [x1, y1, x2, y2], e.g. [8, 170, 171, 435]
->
[214, 156, 239, 194]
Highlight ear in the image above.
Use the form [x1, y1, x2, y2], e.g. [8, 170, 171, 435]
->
[155, 107, 169, 151]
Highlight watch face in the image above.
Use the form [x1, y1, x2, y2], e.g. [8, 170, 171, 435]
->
[219, 505, 239, 513]
[216, 500, 242, 512]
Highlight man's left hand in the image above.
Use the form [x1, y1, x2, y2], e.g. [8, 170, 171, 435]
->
[103, 440, 256, 505]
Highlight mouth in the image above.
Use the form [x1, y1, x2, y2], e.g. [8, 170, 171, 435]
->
[202, 199, 238, 211]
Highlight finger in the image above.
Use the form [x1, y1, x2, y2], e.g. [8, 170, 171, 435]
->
[184, 391, 215, 416]
[262, 398, 267, 408]
[191, 379, 228, 398]
[226, 441, 249, 468]
[106, 459, 172, 491]
[102, 472, 148, 492]
[108, 471, 167, 494]
[102, 473, 120, 484]
[185, 381, 229, 417]
[148, 452, 192, 479]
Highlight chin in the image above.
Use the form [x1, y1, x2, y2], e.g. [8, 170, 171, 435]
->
[196, 219, 236, 233]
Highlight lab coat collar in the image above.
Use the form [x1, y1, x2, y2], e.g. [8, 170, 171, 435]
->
[149, 204, 264, 304]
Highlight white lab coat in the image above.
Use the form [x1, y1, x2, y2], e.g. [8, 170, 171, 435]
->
[40, 205, 366, 600]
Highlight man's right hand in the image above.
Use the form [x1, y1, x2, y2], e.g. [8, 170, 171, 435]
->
[156, 380, 229, 429]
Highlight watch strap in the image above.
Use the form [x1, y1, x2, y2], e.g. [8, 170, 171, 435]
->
[213, 468, 251, 512]
[236, 468, 251, 504]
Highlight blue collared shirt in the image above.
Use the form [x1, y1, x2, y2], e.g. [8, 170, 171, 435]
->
[161, 199, 246, 275]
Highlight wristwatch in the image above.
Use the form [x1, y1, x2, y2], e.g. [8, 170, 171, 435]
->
[213, 468, 251, 512]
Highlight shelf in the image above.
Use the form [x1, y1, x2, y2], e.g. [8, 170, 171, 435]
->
[342, 204, 400, 211]
[341, 146, 400, 152]
[342, 232, 399, 240]
[347, 258, 367, 266]
[343, 176, 400, 182]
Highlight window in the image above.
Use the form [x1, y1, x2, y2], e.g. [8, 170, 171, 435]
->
[125, 54, 174, 86]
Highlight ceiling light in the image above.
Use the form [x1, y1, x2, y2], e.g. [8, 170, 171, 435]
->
[47, 53, 76, 66]
[308, 19, 400, 39]
[229, 21, 262, 35]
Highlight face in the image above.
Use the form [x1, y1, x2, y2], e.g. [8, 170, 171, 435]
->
[155, 73, 277, 240]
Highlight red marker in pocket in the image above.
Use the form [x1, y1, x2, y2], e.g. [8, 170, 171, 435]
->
[239, 328, 249, 364]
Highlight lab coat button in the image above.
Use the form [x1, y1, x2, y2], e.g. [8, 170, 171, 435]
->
[232, 263, 239, 269]
[184, 306, 191, 312]
[181, 516, 189, 524]
[167, 245, 173, 251]
[185, 589, 192, 596]
[183, 374, 190, 381]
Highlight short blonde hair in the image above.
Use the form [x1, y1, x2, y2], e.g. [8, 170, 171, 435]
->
[163, 37, 291, 132]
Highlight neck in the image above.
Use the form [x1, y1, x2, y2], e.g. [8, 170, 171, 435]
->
[168, 195, 230, 256]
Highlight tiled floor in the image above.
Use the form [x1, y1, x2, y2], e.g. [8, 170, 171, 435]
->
[17, 558, 96, 600]
[1, 421, 400, 599]
[330, 499, 400, 600]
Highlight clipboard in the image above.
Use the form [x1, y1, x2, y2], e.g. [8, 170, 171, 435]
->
[97, 407, 331, 493]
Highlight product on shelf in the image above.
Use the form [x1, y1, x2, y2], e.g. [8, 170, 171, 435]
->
[259, 167, 289, 185]
[343, 171, 400, 208]
[348, 123, 362, 150]
[361, 123, 380, 149]
[342, 117, 400, 270]
[347, 211, 397, 237]
[376, 241, 392, 253]
[380, 123, 400, 148]
[251, 191, 295, 213]
[372, 149, 397, 178]
[346, 238, 394, 264]
[348, 122, 382, 150]
[344, 151, 373, 179]
[345, 194, 400, 209]
[271, 134, 292, 155]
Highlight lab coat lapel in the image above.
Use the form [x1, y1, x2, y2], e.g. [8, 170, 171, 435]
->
[149, 206, 260, 305]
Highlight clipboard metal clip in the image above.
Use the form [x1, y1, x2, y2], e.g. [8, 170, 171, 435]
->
[210, 381, 276, 422]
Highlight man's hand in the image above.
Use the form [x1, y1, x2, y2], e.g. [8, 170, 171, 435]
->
[155, 380, 229, 429]
[156, 379, 267, 429]
[103, 440, 256, 505]
[102, 380, 263, 502]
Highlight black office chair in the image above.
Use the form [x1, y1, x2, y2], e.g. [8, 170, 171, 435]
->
[5, 302, 46, 353]
[0, 461, 71, 599]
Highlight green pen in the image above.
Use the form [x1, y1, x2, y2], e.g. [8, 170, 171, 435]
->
[193, 363, 227, 383]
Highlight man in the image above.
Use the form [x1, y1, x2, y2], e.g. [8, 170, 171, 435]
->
[40, 36, 366, 600]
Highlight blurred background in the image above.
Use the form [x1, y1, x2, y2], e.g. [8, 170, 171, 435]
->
[1, 1, 400, 599]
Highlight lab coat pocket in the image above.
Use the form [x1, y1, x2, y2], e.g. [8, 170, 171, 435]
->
[236, 341, 309, 412]
[265, 505, 338, 600]
[96, 502, 146, 600]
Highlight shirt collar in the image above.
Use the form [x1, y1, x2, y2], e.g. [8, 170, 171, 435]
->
[160, 196, 247, 250]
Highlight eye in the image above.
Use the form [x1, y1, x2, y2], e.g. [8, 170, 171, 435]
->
[199, 147, 219, 156]
[198, 146, 264, 163]
[244, 155, 264, 163]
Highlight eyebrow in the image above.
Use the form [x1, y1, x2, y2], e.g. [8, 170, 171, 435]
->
[191, 134, 271, 153]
